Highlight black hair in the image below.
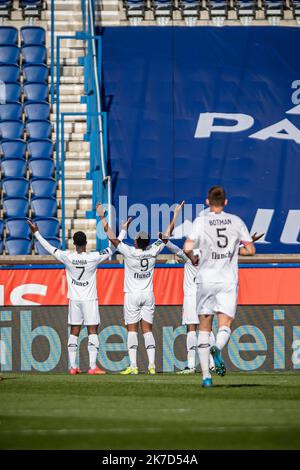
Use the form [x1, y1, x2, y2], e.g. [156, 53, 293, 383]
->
[135, 231, 150, 251]
[73, 231, 87, 247]
[208, 185, 226, 207]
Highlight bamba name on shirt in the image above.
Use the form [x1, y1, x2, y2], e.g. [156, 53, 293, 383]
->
[72, 259, 88, 265]
[209, 219, 232, 226]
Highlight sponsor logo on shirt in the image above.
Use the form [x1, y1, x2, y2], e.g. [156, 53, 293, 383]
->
[71, 278, 89, 287]
[134, 272, 151, 280]
[211, 250, 234, 260]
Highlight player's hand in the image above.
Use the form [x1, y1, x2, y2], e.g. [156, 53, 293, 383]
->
[96, 203, 106, 218]
[27, 219, 38, 233]
[191, 254, 199, 266]
[121, 217, 133, 231]
[158, 232, 169, 243]
[251, 232, 264, 243]
[174, 200, 185, 215]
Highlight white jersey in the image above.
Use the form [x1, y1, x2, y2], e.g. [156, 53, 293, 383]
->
[117, 239, 165, 293]
[166, 240, 198, 295]
[188, 210, 252, 284]
[35, 230, 125, 301]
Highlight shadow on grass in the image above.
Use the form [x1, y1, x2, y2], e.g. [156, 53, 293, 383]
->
[0, 376, 21, 382]
[214, 384, 262, 388]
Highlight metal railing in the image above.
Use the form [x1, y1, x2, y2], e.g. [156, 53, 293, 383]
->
[50, 0, 112, 251]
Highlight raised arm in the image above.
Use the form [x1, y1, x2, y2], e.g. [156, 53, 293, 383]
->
[28, 220, 65, 262]
[164, 200, 185, 239]
[96, 203, 132, 248]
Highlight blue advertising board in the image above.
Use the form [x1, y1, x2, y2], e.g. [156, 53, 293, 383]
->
[102, 27, 300, 253]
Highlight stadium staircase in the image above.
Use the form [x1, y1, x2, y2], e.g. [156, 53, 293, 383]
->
[46, 0, 96, 250]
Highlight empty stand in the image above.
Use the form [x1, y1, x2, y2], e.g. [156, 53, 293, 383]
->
[23, 64, 48, 83]
[6, 237, 32, 255]
[23, 82, 48, 101]
[21, 26, 46, 45]
[1, 158, 27, 178]
[21, 44, 47, 64]
[0, 64, 20, 82]
[24, 101, 50, 120]
[0, 119, 24, 139]
[31, 177, 56, 197]
[29, 158, 54, 178]
[3, 197, 29, 218]
[26, 119, 51, 139]
[31, 196, 57, 218]
[6, 217, 31, 239]
[27, 138, 53, 159]
[33, 217, 59, 238]
[2, 177, 29, 198]
[34, 237, 60, 255]
[0, 102, 22, 120]
[0, 139, 26, 159]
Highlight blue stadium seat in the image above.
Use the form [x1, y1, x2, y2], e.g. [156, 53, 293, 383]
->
[24, 101, 50, 120]
[3, 197, 29, 218]
[34, 217, 59, 238]
[0, 120, 24, 139]
[26, 119, 51, 139]
[5, 237, 32, 255]
[21, 26, 45, 45]
[0, 64, 20, 82]
[2, 177, 29, 197]
[20, 1, 43, 20]
[21, 45, 46, 64]
[0, 102, 22, 120]
[31, 178, 56, 197]
[0, 26, 18, 45]
[29, 158, 54, 178]
[6, 217, 31, 238]
[27, 138, 53, 159]
[0, 0, 13, 18]
[0, 45, 19, 64]
[0, 139, 26, 159]
[23, 64, 48, 83]
[31, 196, 57, 218]
[23, 82, 48, 102]
[1, 158, 27, 178]
[1, 82, 21, 102]
[34, 237, 60, 255]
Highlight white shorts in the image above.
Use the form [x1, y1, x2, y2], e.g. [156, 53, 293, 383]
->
[182, 294, 199, 325]
[196, 283, 238, 319]
[124, 292, 155, 325]
[68, 299, 100, 326]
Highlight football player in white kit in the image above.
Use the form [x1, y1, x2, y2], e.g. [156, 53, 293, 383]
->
[165, 239, 216, 374]
[28, 219, 129, 375]
[183, 186, 256, 388]
[97, 202, 184, 375]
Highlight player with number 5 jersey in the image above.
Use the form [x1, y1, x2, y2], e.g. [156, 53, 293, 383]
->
[183, 186, 256, 388]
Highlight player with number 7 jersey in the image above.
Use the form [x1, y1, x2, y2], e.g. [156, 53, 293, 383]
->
[27, 218, 130, 376]
[97, 201, 185, 375]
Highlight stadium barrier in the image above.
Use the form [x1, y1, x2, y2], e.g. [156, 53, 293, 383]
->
[1, 264, 300, 373]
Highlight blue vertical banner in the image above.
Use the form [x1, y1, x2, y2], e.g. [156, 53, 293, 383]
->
[102, 27, 300, 253]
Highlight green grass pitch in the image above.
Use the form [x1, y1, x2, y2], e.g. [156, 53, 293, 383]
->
[0, 372, 300, 450]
